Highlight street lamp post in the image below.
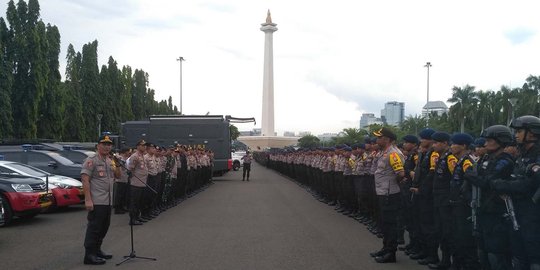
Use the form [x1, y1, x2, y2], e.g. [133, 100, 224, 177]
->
[508, 98, 518, 126]
[424, 62, 432, 105]
[97, 114, 103, 139]
[176, 57, 185, 115]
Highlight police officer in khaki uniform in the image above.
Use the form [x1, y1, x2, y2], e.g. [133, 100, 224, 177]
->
[81, 135, 120, 265]
[369, 127, 405, 263]
[127, 139, 148, 225]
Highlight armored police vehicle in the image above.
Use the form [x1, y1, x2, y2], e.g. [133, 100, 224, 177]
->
[121, 115, 255, 176]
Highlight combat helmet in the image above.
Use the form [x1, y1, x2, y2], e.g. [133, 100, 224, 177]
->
[510, 115, 540, 135]
[480, 125, 513, 146]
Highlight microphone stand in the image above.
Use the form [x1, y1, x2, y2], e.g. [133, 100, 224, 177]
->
[114, 157, 157, 266]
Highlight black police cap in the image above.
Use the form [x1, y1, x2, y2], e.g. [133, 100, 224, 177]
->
[431, 131, 451, 142]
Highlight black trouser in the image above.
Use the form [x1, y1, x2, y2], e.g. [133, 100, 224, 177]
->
[378, 193, 401, 252]
[84, 205, 111, 255]
[142, 175, 158, 216]
[434, 203, 454, 262]
[243, 163, 251, 179]
[452, 203, 480, 270]
[129, 186, 144, 220]
[113, 182, 128, 211]
[418, 195, 439, 257]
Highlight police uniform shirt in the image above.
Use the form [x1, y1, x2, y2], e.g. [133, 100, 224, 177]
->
[81, 155, 115, 205]
[127, 151, 148, 187]
[145, 154, 158, 176]
[242, 153, 253, 164]
[344, 155, 354, 175]
[374, 145, 405, 196]
[116, 156, 129, 183]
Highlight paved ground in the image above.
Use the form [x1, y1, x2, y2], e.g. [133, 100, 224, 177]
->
[0, 163, 426, 270]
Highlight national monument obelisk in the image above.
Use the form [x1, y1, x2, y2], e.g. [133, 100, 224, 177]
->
[260, 10, 277, 137]
[238, 11, 298, 149]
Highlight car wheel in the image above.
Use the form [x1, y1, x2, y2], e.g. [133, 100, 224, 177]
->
[233, 161, 240, 171]
[0, 194, 13, 227]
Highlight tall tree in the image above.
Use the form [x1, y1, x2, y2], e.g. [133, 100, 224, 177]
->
[447, 85, 478, 133]
[8, 0, 48, 139]
[120, 65, 134, 121]
[63, 43, 86, 141]
[474, 90, 493, 132]
[37, 23, 63, 139]
[132, 69, 147, 120]
[0, 18, 14, 138]
[80, 40, 100, 140]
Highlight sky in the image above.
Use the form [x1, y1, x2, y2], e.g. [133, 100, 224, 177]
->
[26, 0, 540, 135]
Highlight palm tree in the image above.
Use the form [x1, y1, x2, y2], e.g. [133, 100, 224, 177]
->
[339, 128, 367, 145]
[447, 85, 478, 132]
[401, 114, 427, 135]
[475, 90, 493, 131]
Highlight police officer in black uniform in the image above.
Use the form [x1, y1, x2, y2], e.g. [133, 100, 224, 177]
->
[409, 128, 439, 263]
[466, 125, 515, 270]
[400, 135, 419, 253]
[449, 133, 479, 270]
[491, 116, 540, 270]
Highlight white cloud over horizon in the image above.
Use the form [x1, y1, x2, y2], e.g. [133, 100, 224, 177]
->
[24, 0, 540, 135]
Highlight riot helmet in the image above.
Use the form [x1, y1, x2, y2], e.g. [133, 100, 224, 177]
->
[509, 115, 540, 135]
[480, 125, 513, 147]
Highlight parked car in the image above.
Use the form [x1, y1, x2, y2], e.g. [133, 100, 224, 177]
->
[231, 151, 246, 171]
[0, 174, 53, 227]
[59, 149, 95, 164]
[0, 195, 4, 227]
[0, 147, 83, 180]
[0, 161, 83, 208]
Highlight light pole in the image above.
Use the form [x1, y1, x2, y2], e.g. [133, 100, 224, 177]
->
[508, 97, 518, 126]
[97, 114, 103, 138]
[176, 57, 185, 115]
[424, 62, 432, 105]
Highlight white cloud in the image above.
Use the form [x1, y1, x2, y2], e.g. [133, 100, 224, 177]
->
[34, 0, 540, 135]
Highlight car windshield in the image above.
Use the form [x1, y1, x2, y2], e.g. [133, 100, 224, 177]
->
[45, 152, 76, 165]
[6, 162, 49, 177]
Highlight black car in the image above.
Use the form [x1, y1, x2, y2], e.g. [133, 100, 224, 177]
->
[59, 149, 95, 164]
[0, 174, 53, 227]
[0, 149, 83, 180]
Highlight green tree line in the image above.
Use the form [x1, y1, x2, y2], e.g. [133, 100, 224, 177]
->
[299, 76, 540, 148]
[0, 0, 178, 142]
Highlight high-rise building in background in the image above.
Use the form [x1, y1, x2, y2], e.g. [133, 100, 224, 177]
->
[381, 101, 405, 126]
[360, 113, 384, 129]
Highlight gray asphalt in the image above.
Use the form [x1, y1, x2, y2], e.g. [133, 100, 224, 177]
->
[0, 163, 426, 270]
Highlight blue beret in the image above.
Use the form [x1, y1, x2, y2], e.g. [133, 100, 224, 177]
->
[343, 147, 352, 151]
[402, 135, 419, 144]
[431, 131, 451, 142]
[474, 138, 486, 147]
[329, 147, 336, 151]
[451, 133, 474, 146]
[419, 128, 436, 139]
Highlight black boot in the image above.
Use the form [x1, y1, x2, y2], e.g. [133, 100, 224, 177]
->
[418, 256, 439, 265]
[428, 253, 450, 269]
[370, 249, 388, 258]
[374, 252, 396, 263]
[84, 249, 106, 265]
[410, 251, 428, 260]
[96, 249, 113, 260]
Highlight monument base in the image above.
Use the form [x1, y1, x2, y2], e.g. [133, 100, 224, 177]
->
[238, 136, 298, 150]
